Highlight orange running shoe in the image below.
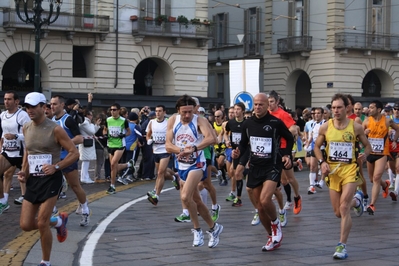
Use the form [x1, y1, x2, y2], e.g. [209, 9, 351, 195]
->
[382, 180, 390, 198]
[293, 195, 302, 215]
[366, 204, 375, 215]
[56, 212, 68, 243]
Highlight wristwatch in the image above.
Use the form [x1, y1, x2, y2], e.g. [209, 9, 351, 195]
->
[15, 134, 18, 139]
[55, 164, 60, 171]
[318, 159, 325, 166]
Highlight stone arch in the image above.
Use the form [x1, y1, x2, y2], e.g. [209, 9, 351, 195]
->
[133, 57, 175, 96]
[361, 69, 393, 98]
[286, 69, 311, 109]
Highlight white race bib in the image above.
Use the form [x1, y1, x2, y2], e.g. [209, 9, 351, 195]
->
[152, 132, 166, 144]
[250, 136, 272, 157]
[3, 139, 20, 152]
[109, 126, 121, 137]
[28, 154, 52, 176]
[328, 142, 352, 163]
[369, 138, 384, 153]
[232, 132, 241, 144]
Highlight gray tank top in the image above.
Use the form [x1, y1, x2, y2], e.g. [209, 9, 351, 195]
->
[24, 118, 61, 165]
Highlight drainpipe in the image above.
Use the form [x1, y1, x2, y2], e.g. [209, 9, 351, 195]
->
[114, 0, 119, 88]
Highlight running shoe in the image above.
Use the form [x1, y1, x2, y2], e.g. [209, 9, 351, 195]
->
[225, 192, 236, 202]
[75, 204, 82, 215]
[58, 192, 66, 199]
[147, 194, 159, 206]
[211, 204, 221, 222]
[117, 176, 128, 185]
[0, 202, 10, 215]
[80, 210, 91, 227]
[55, 212, 68, 243]
[251, 213, 260, 226]
[333, 243, 348, 259]
[363, 197, 368, 212]
[14, 196, 24, 205]
[279, 210, 287, 227]
[61, 175, 68, 193]
[262, 236, 275, 251]
[106, 186, 116, 194]
[38, 263, 50, 266]
[296, 158, 303, 171]
[382, 180, 390, 198]
[353, 191, 364, 217]
[171, 175, 180, 190]
[216, 170, 222, 183]
[127, 159, 135, 170]
[219, 180, 228, 186]
[175, 213, 191, 223]
[191, 229, 204, 247]
[126, 175, 134, 183]
[367, 204, 375, 215]
[389, 183, 395, 190]
[206, 223, 223, 248]
[232, 198, 242, 207]
[293, 195, 302, 215]
[271, 220, 283, 245]
[308, 186, 316, 194]
[51, 208, 59, 218]
[390, 191, 398, 201]
[284, 201, 293, 210]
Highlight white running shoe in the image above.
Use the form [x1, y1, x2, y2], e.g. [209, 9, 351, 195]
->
[271, 220, 283, 244]
[191, 229, 204, 247]
[75, 204, 82, 215]
[251, 212, 260, 226]
[279, 210, 287, 227]
[283, 201, 293, 210]
[206, 223, 223, 248]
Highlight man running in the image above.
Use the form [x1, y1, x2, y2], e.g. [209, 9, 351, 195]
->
[166, 95, 223, 248]
[363, 100, 399, 214]
[233, 93, 293, 251]
[19, 92, 77, 266]
[314, 93, 370, 259]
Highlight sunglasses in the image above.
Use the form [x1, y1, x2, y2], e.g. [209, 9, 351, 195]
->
[110, 109, 118, 111]
[215, 115, 222, 118]
[311, 113, 315, 115]
[394, 108, 399, 111]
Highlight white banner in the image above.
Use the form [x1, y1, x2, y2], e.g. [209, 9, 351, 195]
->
[229, 59, 260, 106]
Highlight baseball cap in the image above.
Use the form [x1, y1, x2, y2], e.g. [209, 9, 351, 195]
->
[65, 98, 77, 106]
[394, 102, 399, 109]
[148, 111, 156, 117]
[384, 105, 393, 111]
[24, 92, 47, 106]
[198, 107, 205, 113]
[191, 96, 200, 106]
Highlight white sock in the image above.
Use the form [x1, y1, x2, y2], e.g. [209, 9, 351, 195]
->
[55, 216, 62, 227]
[4, 193, 9, 202]
[212, 204, 218, 210]
[183, 209, 189, 216]
[40, 260, 51, 266]
[200, 189, 208, 205]
[395, 174, 399, 194]
[319, 179, 324, 188]
[82, 200, 89, 214]
[309, 173, 316, 186]
[279, 209, 285, 214]
[53, 206, 58, 213]
[388, 169, 395, 184]
[255, 209, 258, 213]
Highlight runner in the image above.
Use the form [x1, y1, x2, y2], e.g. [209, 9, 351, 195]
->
[389, 102, 399, 201]
[233, 92, 293, 251]
[166, 95, 223, 248]
[314, 93, 371, 259]
[363, 100, 399, 215]
[18, 92, 78, 266]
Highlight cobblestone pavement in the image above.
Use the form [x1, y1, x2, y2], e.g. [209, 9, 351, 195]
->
[2, 166, 399, 266]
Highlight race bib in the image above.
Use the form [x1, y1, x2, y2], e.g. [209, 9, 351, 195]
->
[178, 153, 196, 165]
[369, 138, 384, 153]
[250, 136, 272, 157]
[109, 126, 121, 137]
[3, 139, 20, 152]
[28, 154, 52, 176]
[328, 142, 352, 163]
[152, 132, 166, 144]
[232, 132, 241, 144]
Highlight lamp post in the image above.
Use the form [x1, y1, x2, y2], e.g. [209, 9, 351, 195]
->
[144, 72, 153, 95]
[15, 0, 62, 92]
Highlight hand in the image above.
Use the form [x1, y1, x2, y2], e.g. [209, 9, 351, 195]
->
[392, 141, 397, 150]
[358, 153, 367, 163]
[3, 133, 17, 140]
[96, 118, 102, 125]
[320, 161, 331, 176]
[88, 93, 93, 102]
[232, 147, 240, 159]
[73, 104, 80, 111]
[147, 139, 153, 145]
[364, 128, 371, 135]
[282, 156, 291, 169]
[17, 171, 27, 183]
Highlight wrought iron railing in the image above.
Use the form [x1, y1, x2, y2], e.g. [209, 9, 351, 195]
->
[2, 8, 109, 33]
[131, 20, 213, 39]
[334, 32, 399, 52]
[277, 36, 312, 54]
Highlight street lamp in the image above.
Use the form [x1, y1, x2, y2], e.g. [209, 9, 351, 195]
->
[144, 72, 153, 95]
[15, 0, 62, 92]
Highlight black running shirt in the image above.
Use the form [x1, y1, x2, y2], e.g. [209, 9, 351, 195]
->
[225, 118, 245, 149]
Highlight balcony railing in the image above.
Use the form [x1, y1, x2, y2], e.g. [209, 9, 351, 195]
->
[277, 36, 312, 54]
[334, 32, 399, 52]
[2, 8, 109, 34]
[132, 20, 213, 39]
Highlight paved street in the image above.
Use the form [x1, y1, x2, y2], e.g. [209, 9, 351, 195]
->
[2, 166, 399, 266]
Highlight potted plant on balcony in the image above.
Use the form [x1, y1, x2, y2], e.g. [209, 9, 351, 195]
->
[143, 16, 153, 21]
[168, 16, 176, 22]
[156, 14, 168, 25]
[177, 15, 189, 27]
[203, 19, 212, 25]
[130, 15, 138, 21]
[190, 18, 201, 25]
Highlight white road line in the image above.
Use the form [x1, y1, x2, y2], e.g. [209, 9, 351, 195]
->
[79, 187, 175, 266]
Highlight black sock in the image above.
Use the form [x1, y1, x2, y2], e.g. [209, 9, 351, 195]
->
[284, 184, 292, 202]
[237, 180, 243, 197]
[221, 168, 227, 180]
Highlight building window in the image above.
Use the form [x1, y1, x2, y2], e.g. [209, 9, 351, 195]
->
[367, 0, 391, 47]
[73, 46, 94, 78]
[139, 0, 171, 18]
[244, 7, 260, 56]
[288, 0, 308, 36]
[213, 13, 229, 47]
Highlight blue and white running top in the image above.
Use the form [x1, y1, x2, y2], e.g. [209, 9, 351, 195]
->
[172, 114, 205, 170]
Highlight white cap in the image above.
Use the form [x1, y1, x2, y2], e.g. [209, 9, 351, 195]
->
[191, 96, 200, 106]
[24, 92, 47, 106]
[198, 107, 205, 113]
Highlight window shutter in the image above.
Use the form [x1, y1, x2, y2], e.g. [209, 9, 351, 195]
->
[244, 9, 249, 56]
[224, 12, 229, 46]
[256, 7, 261, 55]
